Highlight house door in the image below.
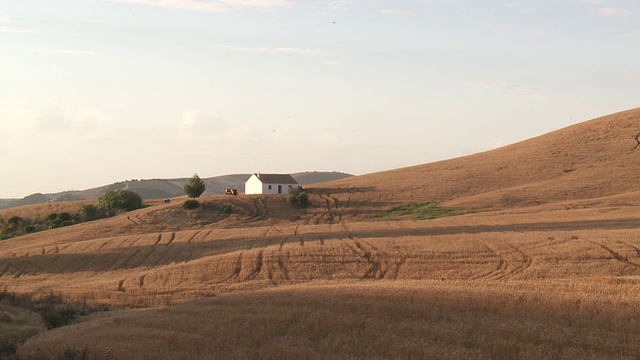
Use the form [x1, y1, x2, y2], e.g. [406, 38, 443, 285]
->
[278, 185, 282, 194]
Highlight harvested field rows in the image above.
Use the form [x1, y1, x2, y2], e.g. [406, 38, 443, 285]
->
[3, 215, 640, 306]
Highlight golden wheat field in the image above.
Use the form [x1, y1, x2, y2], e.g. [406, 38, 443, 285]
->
[2, 108, 640, 359]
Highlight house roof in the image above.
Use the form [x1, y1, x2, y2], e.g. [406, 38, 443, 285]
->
[253, 173, 299, 184]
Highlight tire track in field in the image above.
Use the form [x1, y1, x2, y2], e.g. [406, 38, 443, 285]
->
[165, 232, 176, 246]
[354, 239, 385, 279]
[145, 234, 177, 268]
[247, 197, 269, 221]
[123, 249, 142, 268]
[13, 264, 27, 278]
[245, 250, 264, 280]
[589, 240, 640, 268]
[0, 263, 12, 277]
[277, 250, 291, 280]
[319, 194, 336, 224]
[338, 224, 365, 278]
[277, 225, 299, 250]
[127, 235, 145, 248]
[499, 243, 532, 279]
[198, 230, 214, 243]
[232, 254, 242, 279]
[385, 240, 408, 280]
[185, 231, 201, 244]
[55, 243, 92, 274]
[472, 241, 532, 280]
[339, 224, 385, 279]
[471, 242, 508, 280]
[134, 213, 148, 225]
[618, 241, 640, 259]
[136, 246, 159, 268]
[127, 215, 140, 226]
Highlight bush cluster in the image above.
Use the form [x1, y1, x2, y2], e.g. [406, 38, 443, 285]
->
[182, 199, 200, 209]
[287, 188, 309, 208]
[47, 212, 75, 229]
[98, 189, 144, 212]
[0, 216, 31, 240]
[1, 190, 145, 241]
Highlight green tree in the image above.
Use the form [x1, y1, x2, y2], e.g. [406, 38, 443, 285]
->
[98, 189, 144, 212]
[184, 173, 206, 200]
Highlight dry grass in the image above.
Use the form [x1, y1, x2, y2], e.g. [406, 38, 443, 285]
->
[0, 304, 46, 357]
[16, 281, 640, 360]
[3, 108, 640, 358]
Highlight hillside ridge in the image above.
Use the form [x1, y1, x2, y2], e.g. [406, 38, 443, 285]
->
[0, 171, 353, 210]
[322, 107, 640, 209]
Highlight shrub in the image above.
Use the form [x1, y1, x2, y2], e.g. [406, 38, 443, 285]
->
[182, 199, 200, 209]
[288, 188, 309, 208]
[221, 205, 232, 214]
[7, 216, 23, 230]
[98, 189, 144, 212]
[78, 204, 99, 221]
[58, 212, 72, 222]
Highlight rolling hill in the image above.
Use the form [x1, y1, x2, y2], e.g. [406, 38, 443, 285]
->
[0, 171, 353, 210]
[322, 107, 640, 209]
[2, 108, 640, 359]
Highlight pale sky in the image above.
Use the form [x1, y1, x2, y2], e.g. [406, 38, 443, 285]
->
[1, 0, 639, 198]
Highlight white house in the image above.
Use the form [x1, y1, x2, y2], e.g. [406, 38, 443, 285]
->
[245, 173, 300, 195]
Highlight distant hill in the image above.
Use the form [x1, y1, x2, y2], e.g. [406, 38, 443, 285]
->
[0, 172, 353, 210]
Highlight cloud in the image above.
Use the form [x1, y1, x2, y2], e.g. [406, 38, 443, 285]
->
[0, 103, 112, 150]
[0, 15, 12, 23]
[502, 2, 535, 14]
[375, 9, 413, 15]
[218, 0, 293, 7]
[590, 8, 630, 16]
[179, 110, 226, 139]
[582, 0, 604, 3]
[0, 27, 47, 35]
[107, 0, 294, 12]
[625, 31, 640, 38]
[463, 82, 545, 98]
[233, 46, 322, 55]
[31, 106, 112, 134]
[33, 48, 96, 55]
[328, 0, 351, 11]
[483, 24, 544, 37]
[323, 60, 340, 66]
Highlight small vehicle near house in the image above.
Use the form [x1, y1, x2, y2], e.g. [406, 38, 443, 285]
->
[225, 188, 238, 196]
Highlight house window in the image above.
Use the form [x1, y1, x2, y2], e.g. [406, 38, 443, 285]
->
[268, 185, 272, 190]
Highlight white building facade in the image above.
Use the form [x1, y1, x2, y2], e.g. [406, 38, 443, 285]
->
[245, 173, 300, 195]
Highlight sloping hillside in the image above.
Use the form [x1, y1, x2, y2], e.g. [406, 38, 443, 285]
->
[323, 108, 640, 210]
[0, 172, 353, 210]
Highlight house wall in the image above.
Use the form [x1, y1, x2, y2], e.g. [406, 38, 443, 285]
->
[245, 175, 263, 195]
[260, 183, 297, 195]
[245, 175, 299, 195]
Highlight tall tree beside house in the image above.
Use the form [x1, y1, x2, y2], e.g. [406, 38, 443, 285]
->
[184, 173, 206, 200]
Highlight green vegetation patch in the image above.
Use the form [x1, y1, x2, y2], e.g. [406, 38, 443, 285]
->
[370, 202, 481, 221]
